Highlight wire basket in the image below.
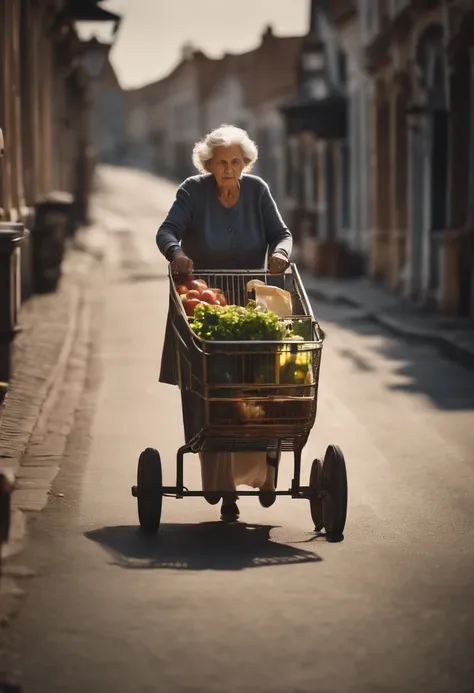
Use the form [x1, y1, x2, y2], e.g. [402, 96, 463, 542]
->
[170, 266, 324, 452]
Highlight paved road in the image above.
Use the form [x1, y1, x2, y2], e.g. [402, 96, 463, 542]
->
[9, 167, 474, 693]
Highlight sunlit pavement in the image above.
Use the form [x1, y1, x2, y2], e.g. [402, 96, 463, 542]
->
[9, 166, 474, 693]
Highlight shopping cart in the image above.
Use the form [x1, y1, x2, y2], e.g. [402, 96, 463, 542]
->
[131, 264, 348, 539]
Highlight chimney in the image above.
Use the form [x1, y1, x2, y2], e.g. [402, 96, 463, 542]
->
[181, 42, 195, 61]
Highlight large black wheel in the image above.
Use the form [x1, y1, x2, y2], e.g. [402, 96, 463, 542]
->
[137, 448, 163, 534]
[321, 445, 347, 539]
[309, 458, 324, 531]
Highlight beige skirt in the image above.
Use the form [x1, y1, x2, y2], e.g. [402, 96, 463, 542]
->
[199, 451, 272, 493]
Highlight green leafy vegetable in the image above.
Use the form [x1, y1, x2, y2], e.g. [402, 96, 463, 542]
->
[190, 302, 306, 341]
[191, 302, 284, 341]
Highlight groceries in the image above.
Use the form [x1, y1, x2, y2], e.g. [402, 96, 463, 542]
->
[174, 277, 304, 341]
[190, 301, 290, 341]
[174, 275, 318, 390]
[175, 278, 227, 316]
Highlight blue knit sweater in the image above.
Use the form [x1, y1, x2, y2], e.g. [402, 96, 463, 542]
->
[156, 174, 292, 270]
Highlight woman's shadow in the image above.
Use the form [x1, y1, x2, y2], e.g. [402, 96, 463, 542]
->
[85, 522, 323, 572]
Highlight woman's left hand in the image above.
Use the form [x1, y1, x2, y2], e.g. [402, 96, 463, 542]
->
[268, 252, 289, 275]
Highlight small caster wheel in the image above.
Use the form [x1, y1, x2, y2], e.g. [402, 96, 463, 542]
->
[309, 458, 324, 532]
[137, 448, 162, 534]
[322, 445, 347, 540]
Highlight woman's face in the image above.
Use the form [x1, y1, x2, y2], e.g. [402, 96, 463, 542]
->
[209, 145, 245, 187]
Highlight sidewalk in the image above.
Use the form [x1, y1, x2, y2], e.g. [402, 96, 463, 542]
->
[0, 225, 106, 624]
[300, 271, 474, 368]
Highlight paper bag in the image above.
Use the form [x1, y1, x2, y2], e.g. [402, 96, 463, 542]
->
[247, 280, 292, 317]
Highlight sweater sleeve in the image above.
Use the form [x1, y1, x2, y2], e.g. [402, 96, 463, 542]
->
[261, 182, 293, 259]
[156, 181, 195, 261]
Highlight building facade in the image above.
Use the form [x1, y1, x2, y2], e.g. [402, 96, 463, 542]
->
[0, 0, 120, 394]
[126, 47, 208, 180]
[284, 0, 474, 318]
[363, 0, 474, 316]
[282, 1, 350, 276]
[0, 0, 121, 226]
[92, 48, 127, 166]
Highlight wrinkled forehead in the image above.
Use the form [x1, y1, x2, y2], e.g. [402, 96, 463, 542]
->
[211, 145, 243, 161]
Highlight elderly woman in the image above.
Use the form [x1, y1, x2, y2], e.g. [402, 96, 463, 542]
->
[157, 124, 292, 522]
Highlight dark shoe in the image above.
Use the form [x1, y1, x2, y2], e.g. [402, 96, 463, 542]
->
[258, 490, 276, 508]
[220, 501, 240, 522]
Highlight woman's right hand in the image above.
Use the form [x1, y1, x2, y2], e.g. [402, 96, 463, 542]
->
[171, 250, 193, 278]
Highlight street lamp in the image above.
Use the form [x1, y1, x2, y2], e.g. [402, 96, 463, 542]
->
[80, 36, 110, 83]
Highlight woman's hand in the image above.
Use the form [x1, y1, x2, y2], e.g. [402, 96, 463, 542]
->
[268, 252, 289, 275]
[171, 250, 193, 278]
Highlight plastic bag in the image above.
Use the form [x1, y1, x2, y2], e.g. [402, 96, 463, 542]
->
[247, 280, 292, 317]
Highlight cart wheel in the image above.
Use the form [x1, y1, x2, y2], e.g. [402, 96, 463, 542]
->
[321, 445, 347, 540]
[309, 458, 324, 532]
[137, 448, 163, 534]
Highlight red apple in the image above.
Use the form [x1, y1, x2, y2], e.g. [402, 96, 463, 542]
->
[200, 289, 217, 305]
[187, 280, 204, 292]
[183, 298, 201, 316]
[187, 289, 201, 299]
[175, 284, 188, 295]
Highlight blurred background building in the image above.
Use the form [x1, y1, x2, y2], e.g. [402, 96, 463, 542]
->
[120, 0, 474, 319]
[1, 0, 473, 374]
[0, 0, 121, 394]
[125, 27, 303, 210]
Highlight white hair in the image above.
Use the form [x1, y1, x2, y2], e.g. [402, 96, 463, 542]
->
[192, 124, 258, 174]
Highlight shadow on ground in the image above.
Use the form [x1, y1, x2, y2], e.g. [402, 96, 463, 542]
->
[85, 522, 323, 572]
[315, 302, 474, 411]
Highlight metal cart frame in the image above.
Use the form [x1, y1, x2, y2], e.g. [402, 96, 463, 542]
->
[131, 264, 348, 539]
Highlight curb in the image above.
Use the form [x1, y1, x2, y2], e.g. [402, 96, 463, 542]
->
[26, 286, 81, 437]
[0, 238, 104, 631]
[306, 286, 474, 369]
[0, 271, 85, 477]
[0, 237, 104, 554]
